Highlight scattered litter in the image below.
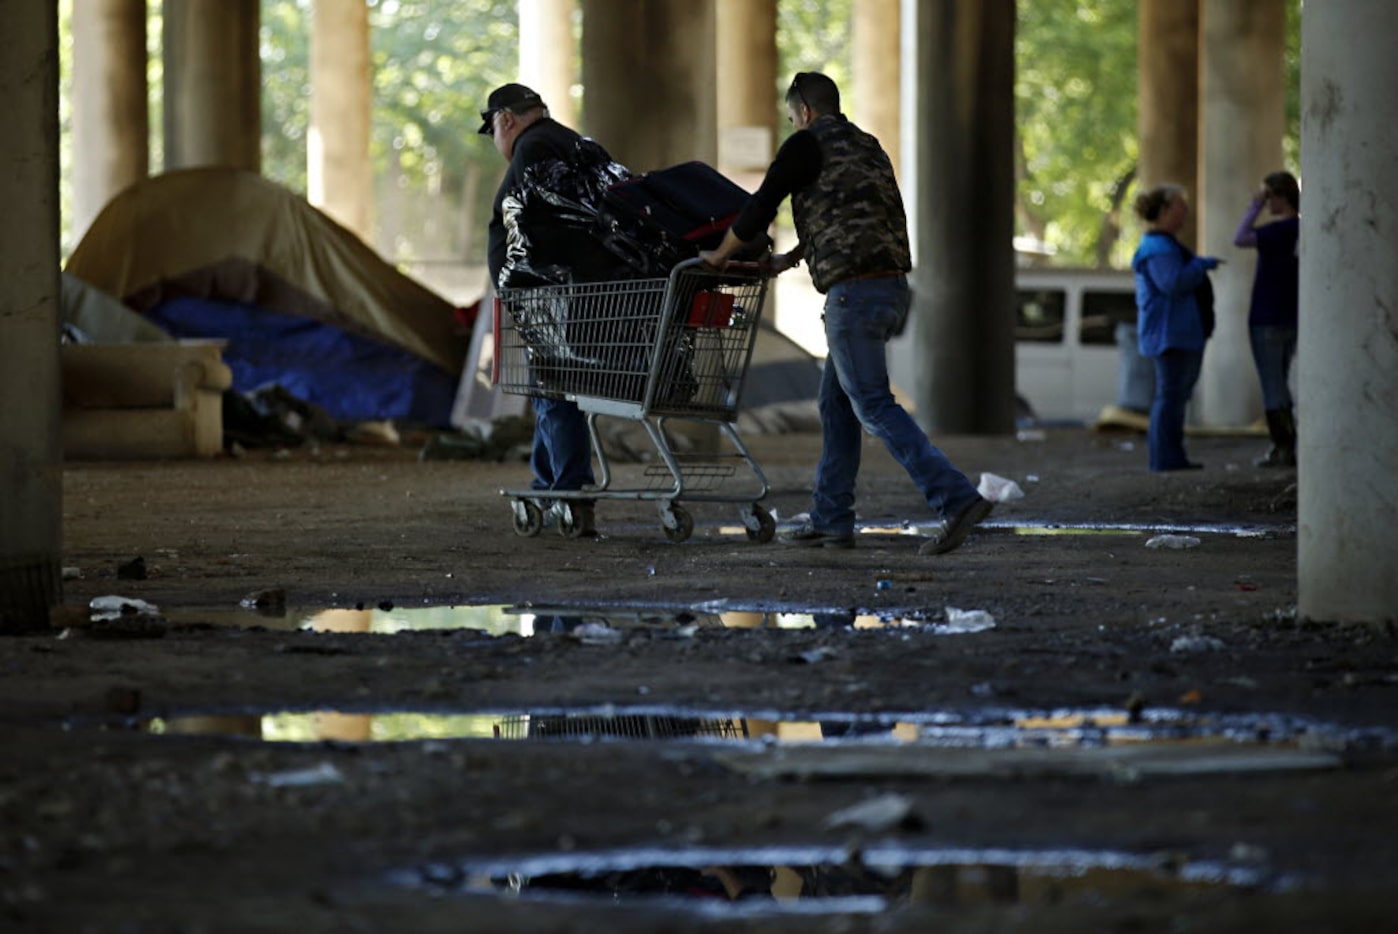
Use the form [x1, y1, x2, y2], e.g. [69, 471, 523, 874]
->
[933, 606, 996, 634]
[875, 579, 893, 591]
[61, 567, 83, 581]
[240, 588, 287, 614]
[570, 623, 624, 646]
[251, 762, 345, 788]
[1171, 635, 1225, 653]
[791, 647, 839, 665]
[89, 595, 160, 621]
[978, 472, 1025, 503]
[1015, 428, 1046, 442]
[823, 793, 922, 833]
[1146, 534, 1201, 550]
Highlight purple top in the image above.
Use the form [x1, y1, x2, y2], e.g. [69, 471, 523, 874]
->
[1234, 203, 1299, 328]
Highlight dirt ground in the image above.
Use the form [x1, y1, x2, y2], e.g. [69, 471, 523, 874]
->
[2, 426, 1395, 932]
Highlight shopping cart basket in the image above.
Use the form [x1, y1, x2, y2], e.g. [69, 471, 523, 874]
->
[494, 258, 774, 543]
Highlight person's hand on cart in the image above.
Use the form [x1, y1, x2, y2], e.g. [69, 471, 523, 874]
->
[700, 228, 801, 276]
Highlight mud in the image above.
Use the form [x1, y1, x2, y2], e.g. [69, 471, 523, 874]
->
[2, 428, 1394, 932]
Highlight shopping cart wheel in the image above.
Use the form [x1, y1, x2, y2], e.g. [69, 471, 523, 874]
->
[742, 504, 776, 544]
[660, 504, 694, 543]
[557, 502, 594, 539]
[511, 499, 544, 537]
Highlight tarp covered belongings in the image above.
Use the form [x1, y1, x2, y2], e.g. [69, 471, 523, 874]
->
[65, 167, 467, 426]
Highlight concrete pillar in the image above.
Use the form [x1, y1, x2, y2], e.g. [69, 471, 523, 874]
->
[71, 0, 148, 242]
[163, 0, 261, 172]
[906, 0, 1017, 434]
[1197, 0, 1286, 428]
[715, 0, 777, 186]
[853, 0, 901, 181]
[1137, 0, 1199, 249]
[0, 3, 62, 633]
[309, 0, 372, 241]
[520, 0, 578, 130]
[1298, 2, 1398, 625]
[580, 0, 716, 172]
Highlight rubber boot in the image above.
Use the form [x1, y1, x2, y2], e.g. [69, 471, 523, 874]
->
[1255, 409, 1297, 468]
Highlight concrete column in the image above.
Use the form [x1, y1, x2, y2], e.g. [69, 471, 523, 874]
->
[580, 0, 716, 172]
[163, 0, 261, 172]
[520, 0, 578, 130]
[906, 0, 1017, 434]
[0, 3, 62, 633]
[1198, 0, 1285, 428]
[1298, 2, 1398, 625]
[309, 0, 372, 241]
[853, 0, 901, 181]
[1137, 0, 1199, 249]
[71, 0, 148, 242]
[715, 0, 777, 186]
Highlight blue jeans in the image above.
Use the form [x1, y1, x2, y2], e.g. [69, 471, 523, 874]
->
[530, 395, 594, 502]
[1249, 325, 1296, 411]
[810, 275, 980, 536]
[1148, 348, 1203, 471]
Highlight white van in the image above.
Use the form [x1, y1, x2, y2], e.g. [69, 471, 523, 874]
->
[1014, 267, 1144, 424]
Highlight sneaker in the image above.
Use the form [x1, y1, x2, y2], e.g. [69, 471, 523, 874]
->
[918, 496, 993, 556]
[779, 522, 855, 549]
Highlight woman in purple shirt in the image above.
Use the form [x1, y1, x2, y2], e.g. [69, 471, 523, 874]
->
[1233, 171, 1300, 468]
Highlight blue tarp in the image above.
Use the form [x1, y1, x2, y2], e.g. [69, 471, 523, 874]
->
[146, 297, 458, 426]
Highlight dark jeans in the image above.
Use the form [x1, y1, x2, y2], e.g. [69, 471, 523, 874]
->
[1250, 325, 1296, 412]
[811, 275, 979, 535]
[1148, 348, 1203, 471]
[530, 395, 595, 502]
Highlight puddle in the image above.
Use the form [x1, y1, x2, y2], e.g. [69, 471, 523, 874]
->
[136, 704, 1393, 750]
[393, 844, 1288, 914]
[155, 603, 969, 635]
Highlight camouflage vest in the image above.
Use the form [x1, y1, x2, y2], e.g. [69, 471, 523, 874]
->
[791, 115, 911, 294]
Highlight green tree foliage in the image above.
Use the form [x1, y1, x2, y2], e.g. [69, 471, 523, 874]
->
[258, 0, 517, 261]
[1015, 0, 1139, 268]
[260, 0, 310, 195]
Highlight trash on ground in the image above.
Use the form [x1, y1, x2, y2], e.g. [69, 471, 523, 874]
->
[89, 595, 160, 620]
[1171, 635, 1226, 653]
[790, 647, 839, 665]
[116, 556, 147, 581]
[1145, 534, 1202, 550]
[251, 762, 345, 788]
[978, 472, 1025, 503]
[823, 793, 921, 832]
[570, 622, 624, 646]
[934, 606, 997, 634]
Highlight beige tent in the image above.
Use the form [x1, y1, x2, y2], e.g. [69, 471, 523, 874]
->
[65, 168, 467, 424]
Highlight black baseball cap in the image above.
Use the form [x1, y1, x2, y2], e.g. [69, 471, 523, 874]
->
[478, 83, 545, 135]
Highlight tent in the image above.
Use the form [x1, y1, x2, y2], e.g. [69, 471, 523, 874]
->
[65, 168, 468, 427]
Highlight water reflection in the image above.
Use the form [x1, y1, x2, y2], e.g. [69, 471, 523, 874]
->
[160, 604, 936, 635]
[145, 706, 1333, 749]
[403, 845, 1263, 912]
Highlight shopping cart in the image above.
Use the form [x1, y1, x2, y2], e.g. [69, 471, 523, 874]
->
[493, 258, 775, 543]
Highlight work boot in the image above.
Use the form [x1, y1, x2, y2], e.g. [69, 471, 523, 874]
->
[779, 521, 855, 549]
[1255, 409, 1297, 468]
[918, 497, 994, 556]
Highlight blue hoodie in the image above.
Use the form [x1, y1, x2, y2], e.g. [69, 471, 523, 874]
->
[1131, 231, 1212, 356]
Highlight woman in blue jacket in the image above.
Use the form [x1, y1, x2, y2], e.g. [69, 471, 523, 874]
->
[1131, 185, 1221, 471]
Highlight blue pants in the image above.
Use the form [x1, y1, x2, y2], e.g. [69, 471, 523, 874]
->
[1148, 348, 1203, 471]
[1250, 325, 1296, 412]
[530, 395, 594, 503]
[810, 275, 979, 536]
